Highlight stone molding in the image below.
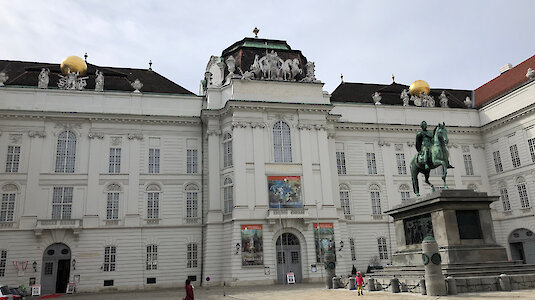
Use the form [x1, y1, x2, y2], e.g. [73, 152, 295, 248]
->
[28, 130, 46, 138]
[8, 134, 22, 144]
[88, 132, 104, 139]
[127, 133, 144, 140]
[206, 129, 222, 136]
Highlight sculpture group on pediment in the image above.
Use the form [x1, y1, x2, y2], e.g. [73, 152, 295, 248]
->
[38, 68, 50, 89]
[301, 61, 319, 83]
[238, 51, 308, 82]
[58, 69, 88, 90]
[410, 93, 435, 108]
[401, 89, 410, 106]
[259, 50, 284, 80]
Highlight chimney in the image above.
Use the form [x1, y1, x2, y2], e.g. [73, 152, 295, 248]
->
[499, 63, 513, 74]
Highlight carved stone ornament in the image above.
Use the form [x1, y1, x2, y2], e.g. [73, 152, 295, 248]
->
[426, 94, 435, 107]
[2, 184, 18, 192]
[88, 132, 104, 139]
[38, 68, 50, 89]
[300, 61, 319, 83]
[259, 50, 284, 80]
[407, 141, 415, 147]
[127, 133, 143, 140]
[9, 134, 22, 144]
[473, 144, 485, 149]
[250, 122, 266, 129]
[226, 56, 236, 75]
[206, 129, 221, 136]
[400, 89, 410, 106]
[107, 183, 121, 191]
[0, 72, 8, 86]
[438, 91, 448, 108]
[231, 121, 248, 129]
[411, 95, 421, 107]
[110, 137, 122, 146]
[131, 79, 143, 93]
[327, 132, 336, 139]
[146, 184, 161, 191]
[395, 144, 404, 152]
[297, 123, 313, 130]
[464, 96, 472, 108]
[58, 69, 88, 90]
[372, 92, 382, 105]
[527, 68, 535, 80]
[95, 69, 104, 92]
[461, 145, 470, 153]
[378, 141, 390, 147]
[54, 122, 82, 132]
[28, 130, 46, 138]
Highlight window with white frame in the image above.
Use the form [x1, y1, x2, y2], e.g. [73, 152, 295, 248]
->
[463, 154, 474, 175]
[187, 243, 198, 268]
[146, 244, 157, 270]
[336, 151, 347, 175]
[223, 178, 233, 214]
[1, 185, 16, 222]
[396, 153, 407, 175]
[148, 148, 160, 174]
[510, 144, 521, 168]
[0, 250, 6, 277]
[187, 149, 198, 174]
[273, 121, 292, 163]
[349, 238, 356, 261]
[499, 184, 511, 211]
[146, 185, 160, 219]
[52, 187, 73, 220]
[493, 151, 503, 173]
[339, 184, 351, 215]
[55, 130, 76, 173]
[109, 148, 121, 173]
[367, 152, 377, 174]
[370, 184, 382, 215]
[103, 246, 116, 272]
[5, 146, 20, 173]
[516, 178, 530, 208]
[106, 186, 119, 220]
[223, 133, 233, 168]
[399, 184, 410, 202]
[528, 138, 535, 163]
[185, 184, 198, 219]
[377, 237, 388, 259]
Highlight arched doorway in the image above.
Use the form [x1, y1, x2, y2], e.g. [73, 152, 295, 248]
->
[509, 228, 535, 264]
[276, 233, 302, 284]
[41, 243, 71, 294]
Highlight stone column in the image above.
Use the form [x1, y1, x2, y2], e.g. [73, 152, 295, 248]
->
[206, 128, 221, 215]
[84, 132, 104, 227]
[317, 127, 333, 205]
[125, 134, 142, 226]
[299, 126, 314, 207]
[422, 237, 446, 296]
[252, 123, 267, 208]
[20, 131, 46, 228]
[232, 122, 247, 208]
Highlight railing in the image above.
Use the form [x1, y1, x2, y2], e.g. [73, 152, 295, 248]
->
[185, 217, 200, 224]
[36, 219, 82, 229]
[344, 215, 352, 221]
[0, 222, 14, 228]
[105, 220, 120, 226]
[145, 219, 160, 225]
[372, 214, 384, 220]
[267, 208, 308, 219]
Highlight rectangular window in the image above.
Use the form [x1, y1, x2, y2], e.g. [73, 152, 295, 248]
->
[396, 153, 407, 175]
[336, 151, 346, 175]
[186, 191, 198, 218]
[147, 192, 159, 219]
[223, 140, 233, 168]
[463, 154, 474, 175]
[187, 149, 198, 174]
[1, 193, 16, 222]
[103, 246, 116, 272]
[510, 145, 521, 168]
[493, 151, 503, 173]
[5, 146, 20, 173]
[366, 153, 377, 175]
[0, 250, 6, 277]
[340, 190, 350, 215]
[52, 187, 73, 220]
[224, 185, 233, 214]
[499, 187, 511, 211]
[400, 191, 410, 201]
[291, 251, 299, 264]
[44, 262, 53, 275]
[349, 238, 356, 261]
[371, 191, 381, 215]
[528, 138, 535, 163]
[277, 252, 286, 264]
[106, 192, 119, 220]
[187, 243, 198, 268]
[108, 148, 121, 173]
[146, 245, 157, 270]
[518, 183, 530, 208]
[148, 148, 160, 174]
[378, 238, 388, 260]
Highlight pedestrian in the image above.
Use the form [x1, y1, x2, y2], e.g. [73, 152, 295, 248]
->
[184, 279, 194, 300]
[355, 272, 364, 296]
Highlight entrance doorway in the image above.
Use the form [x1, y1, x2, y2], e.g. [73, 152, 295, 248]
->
[276, 233, 302, 284]
[41, 243, 71, 294]
[508, 228, 535, 264]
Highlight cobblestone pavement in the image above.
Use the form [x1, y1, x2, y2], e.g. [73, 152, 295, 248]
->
[54, 283, 535, 299]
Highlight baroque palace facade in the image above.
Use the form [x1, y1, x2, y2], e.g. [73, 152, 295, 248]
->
[0, 37, 534, 293]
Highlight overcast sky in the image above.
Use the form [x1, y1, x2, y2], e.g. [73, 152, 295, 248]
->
[1, 0, 534, 94]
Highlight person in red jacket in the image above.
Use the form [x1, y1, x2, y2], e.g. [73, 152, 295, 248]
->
[184, 279, 194, 300]
[355, 272, 364, 296]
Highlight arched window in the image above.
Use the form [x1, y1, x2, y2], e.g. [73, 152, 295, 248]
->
[55, 130, 76, 173]
[223, 132, 233, 168]
[185, 184, 199, 219]
[370, 184, 382, 215]
[499, 183, 511, 211]
[339, 184, 351, 215]
[146, 244, 157, 270]
[146, 184, 161, 219]
[516, 177, 530, 208]
[273, 121, 292, 163]
[223, 178, 233, 214]
[399, 184, 410, 202]
[377, 237, 388, 259]
[1, 184, 18, 222]
[106, 184, 121, 220]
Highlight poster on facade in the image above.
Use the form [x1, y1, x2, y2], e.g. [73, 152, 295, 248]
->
[241, 225, 263, 266]
[267, 176, 302, 208]
[314, 223, 335, 263]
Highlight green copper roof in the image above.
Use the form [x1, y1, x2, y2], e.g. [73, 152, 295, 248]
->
[242, 40, 290, 50]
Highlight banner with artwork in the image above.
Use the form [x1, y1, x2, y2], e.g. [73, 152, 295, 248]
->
[267, 176, 302, 208]
[241, 225, 263, 266]
[314, 223, 335, 263]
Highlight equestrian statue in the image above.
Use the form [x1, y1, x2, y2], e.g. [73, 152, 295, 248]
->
[410, 121, 453, 196]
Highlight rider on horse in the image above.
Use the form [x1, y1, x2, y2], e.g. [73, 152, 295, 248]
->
[415, 121, 433, 170]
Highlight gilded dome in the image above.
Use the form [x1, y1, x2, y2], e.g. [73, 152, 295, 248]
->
[60, 56, 87, 75]
[409, 80, 430, 96]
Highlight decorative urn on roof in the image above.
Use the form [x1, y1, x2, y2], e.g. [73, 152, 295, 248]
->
[60, 56, 87, 76]
[409, 80, 430, 96]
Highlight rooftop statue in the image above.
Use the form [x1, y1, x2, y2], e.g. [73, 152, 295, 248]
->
[38, 68, 50, 89]
[410, 121, 453, 196]
[95, 70, 104, 92]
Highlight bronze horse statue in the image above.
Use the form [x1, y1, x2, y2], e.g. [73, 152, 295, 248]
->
[410, 122, 453, 196]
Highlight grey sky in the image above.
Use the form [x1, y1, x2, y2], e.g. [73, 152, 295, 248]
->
[1, 0, 534, 94]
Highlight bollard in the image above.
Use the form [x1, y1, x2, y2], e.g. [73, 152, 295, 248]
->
[498, 273, 511, 291]
[375, 282, 382, 291]
[368, 278, 376, 291]
[331, 277, 337, 289]
[422, 237, 446, 296]
[349, 276, 356, 290]
[400, 282, 408, 292]
[390, 278, 400, 293]
[420, 278, 426, 295]
[446, 276, 458, 295]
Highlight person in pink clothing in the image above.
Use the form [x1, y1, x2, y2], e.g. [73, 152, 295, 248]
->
[354, 272, 364, 296]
